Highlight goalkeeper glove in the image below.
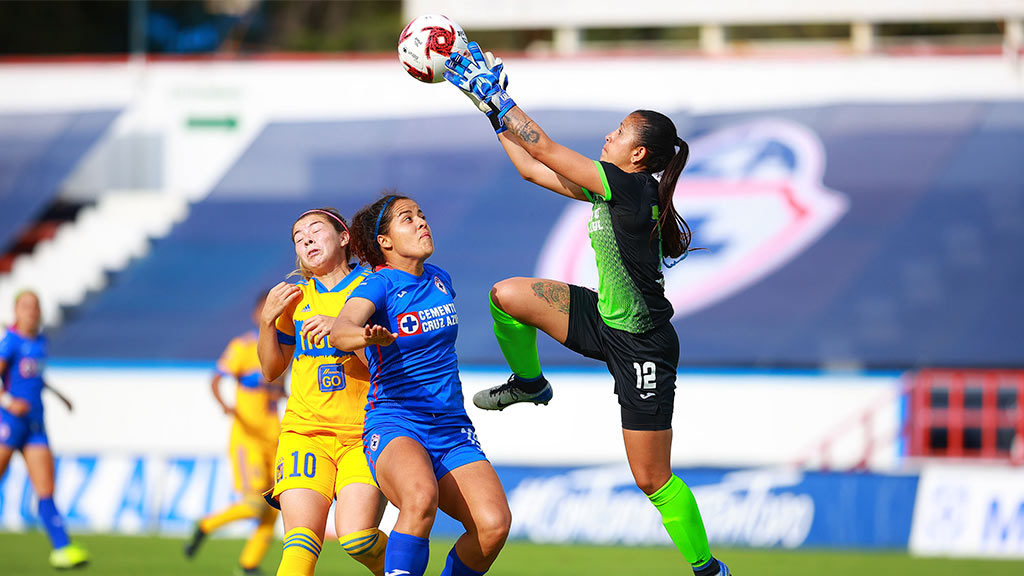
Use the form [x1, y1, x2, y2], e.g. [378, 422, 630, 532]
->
[445, 41, 515, 133]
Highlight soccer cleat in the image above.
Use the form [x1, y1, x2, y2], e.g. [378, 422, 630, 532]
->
[473, 374, 553, 410]
[183, 524, 208, 559]
[49, 542, 89, 570]
[695, 558, 731, 576]
[236, 566, 266, 576]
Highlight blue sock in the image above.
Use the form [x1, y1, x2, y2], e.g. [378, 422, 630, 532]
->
[37, 497, 70, 549]
[440, 546, 486, 576]
[384, 530, 429, 576]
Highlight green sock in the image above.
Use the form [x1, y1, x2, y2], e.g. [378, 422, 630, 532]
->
[489, 292, 542, 379]
[648, 475, 712, 567]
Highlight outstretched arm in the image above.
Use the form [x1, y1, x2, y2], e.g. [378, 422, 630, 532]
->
[501, 106, 604, 195]
[329, 298, 397, 352]
[444, 43, 603, 197]
[498, 132, 588, 200]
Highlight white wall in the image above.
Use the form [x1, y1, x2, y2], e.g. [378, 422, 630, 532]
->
[1, 366, 904, 539]
[38, 365, 904, 469]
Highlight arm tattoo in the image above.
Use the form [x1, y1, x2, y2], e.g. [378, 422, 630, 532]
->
[516, 121, 540, 144]
[531, 281, 571, 315]
[506, 109, 541, 144]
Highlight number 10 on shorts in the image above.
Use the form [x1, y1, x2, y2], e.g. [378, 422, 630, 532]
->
[289, 451, 316, 478]
[633, 362, 656, 390]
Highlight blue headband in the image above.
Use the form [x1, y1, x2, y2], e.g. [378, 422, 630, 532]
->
[374, 196, 397, 238]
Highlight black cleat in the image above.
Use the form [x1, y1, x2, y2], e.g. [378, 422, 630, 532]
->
[183, 524, 207, 559]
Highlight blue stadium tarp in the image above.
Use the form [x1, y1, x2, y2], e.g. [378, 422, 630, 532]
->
[52, 102, 1024, 367]
[0, 110, 119, 251]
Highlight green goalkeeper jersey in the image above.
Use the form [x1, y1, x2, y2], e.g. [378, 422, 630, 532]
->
[582, 160, 674, 333]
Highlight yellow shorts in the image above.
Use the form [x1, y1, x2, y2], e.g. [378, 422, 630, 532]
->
[229, 434, 276, 495]
[272, 430, 376, 503]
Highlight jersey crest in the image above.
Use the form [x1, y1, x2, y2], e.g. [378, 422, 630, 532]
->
[397, 312, 423, 336]
[536, 119, 848, 319]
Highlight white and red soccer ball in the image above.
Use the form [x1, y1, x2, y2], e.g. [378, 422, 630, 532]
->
[397, 14, 469, 83]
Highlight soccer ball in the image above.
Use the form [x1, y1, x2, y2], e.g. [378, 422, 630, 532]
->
[397, 14, 469, 83]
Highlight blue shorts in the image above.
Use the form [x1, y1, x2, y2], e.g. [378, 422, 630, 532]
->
[0, 411, 49, 450]
[362, 407, 487, 483]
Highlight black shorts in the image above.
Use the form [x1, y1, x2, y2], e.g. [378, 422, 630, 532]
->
[563, 284, 679, 431]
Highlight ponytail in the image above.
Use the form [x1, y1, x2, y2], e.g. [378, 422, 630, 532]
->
[631, 110, 694, 260]
[657, 138, 691, 259]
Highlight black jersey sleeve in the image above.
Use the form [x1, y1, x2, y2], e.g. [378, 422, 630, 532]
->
[595, 161, 651, 211]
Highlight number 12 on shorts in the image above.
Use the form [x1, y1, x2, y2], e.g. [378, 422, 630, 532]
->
[633, 361, 656, 390]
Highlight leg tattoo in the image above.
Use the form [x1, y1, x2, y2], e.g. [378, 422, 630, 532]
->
[531, 281, 570, 315]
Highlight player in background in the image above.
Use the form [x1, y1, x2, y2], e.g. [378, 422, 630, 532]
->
[331, 194, 511, 576]
[184, 292, 283, 575]
[258, 208, 387, 576]
[0, 290, 89, 569]
[445, 44, 731, 576]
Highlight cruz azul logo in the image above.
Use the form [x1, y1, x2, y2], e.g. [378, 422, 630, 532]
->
[536, 119, 848, 318]
[396, 303, 459, 337]
[396, 312, 422, 336]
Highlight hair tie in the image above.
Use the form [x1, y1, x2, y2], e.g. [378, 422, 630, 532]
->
[675, 136, 684, 148]
[663, 249, 688, 268]
[374, 196, 397, 238]
[300, 209, 349, 235]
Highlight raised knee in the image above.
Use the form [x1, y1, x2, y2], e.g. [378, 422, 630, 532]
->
[490, 278, 528, 310]
[489, 282, 509, 310]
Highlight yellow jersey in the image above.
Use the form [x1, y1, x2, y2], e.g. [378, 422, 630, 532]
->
[216, 331, 281, 445]
[275, 266, 372, 438]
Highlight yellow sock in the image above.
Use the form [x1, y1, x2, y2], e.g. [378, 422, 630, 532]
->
[239, 507, 278, 569]
[339, 528, 388, 576]
[198, 499, 261, 533]
[277, 527, 321, 576]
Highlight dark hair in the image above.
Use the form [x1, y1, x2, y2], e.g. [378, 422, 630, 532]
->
[631, 109, 692, 259]
[350, 192, 410, 268]
[291, 207, 350, 279]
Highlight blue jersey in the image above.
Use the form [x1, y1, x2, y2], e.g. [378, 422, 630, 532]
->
[0, 328, 47, 421]
[349, 263, 464, 414]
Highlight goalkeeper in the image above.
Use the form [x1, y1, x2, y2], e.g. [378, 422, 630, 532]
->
[445, 43, 731, 576]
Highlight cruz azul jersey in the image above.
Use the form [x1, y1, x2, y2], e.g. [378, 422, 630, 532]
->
[348, 263, 463, 414]
[276, 265, 373, 437]
[0, 328, 46, 420]
[216, 330, 279, 444]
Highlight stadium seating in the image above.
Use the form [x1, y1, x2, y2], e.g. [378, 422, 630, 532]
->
[0, 110, 118, 252]
[48, 103, 1024, 367]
